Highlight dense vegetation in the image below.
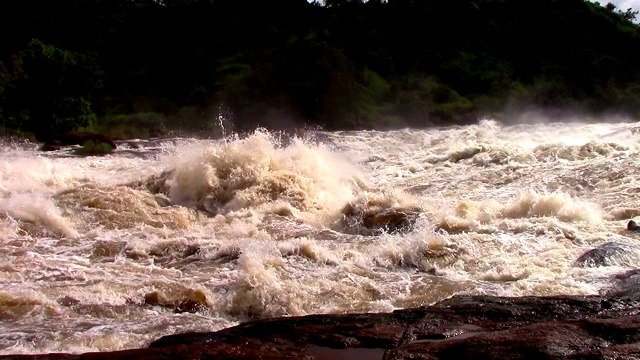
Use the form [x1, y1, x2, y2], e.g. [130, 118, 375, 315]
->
[0, 0, 639, 139]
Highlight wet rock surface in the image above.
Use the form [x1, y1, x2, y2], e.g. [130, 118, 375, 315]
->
[602, 269, 640, 297]
[339, 203, 422, 235]
[5, 294, 640, 359]
[573, 241, 637, 267]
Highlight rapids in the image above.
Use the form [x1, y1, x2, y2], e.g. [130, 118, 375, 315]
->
[1, 120, 640, 354]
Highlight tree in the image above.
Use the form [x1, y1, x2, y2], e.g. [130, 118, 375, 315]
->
[620, 8, 639, 21]
[2, 39, 101, 137]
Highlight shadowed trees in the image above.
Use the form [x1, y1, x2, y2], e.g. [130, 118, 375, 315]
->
[0, 0, 639, 137]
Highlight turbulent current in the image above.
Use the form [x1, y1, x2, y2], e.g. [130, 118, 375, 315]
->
[2, 120, 640, 354]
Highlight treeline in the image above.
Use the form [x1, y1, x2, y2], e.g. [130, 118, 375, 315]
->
[0, 0, 639, 139]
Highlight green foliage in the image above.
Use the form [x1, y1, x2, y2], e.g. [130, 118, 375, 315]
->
[346, 68, 395, 128]
[86, 112, 167, 139]
[391, 75, 475, 126]
[616, 83, 640, 117]
[0, 61, 8, 115]
[0, 0, 639, 134]
[74, 139, 114, 156]
[0, 126, 36, 141]
[29, 39, 74, 63]
[165, 106, 227, 137]
[606, 2, 639, 22]
[52, 97, 98, 132]
[1, 39, 101, 138]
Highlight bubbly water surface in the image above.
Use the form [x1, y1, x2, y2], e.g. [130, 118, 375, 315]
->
[2, 120, 640, 354]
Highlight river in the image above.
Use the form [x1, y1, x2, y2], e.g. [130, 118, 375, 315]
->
[1, 119, 639, 354]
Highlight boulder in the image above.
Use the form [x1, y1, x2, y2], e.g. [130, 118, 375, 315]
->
[42, 131, 117, 150]
[39, 144, 61, 151]
[339, 203, 421, 236]
[602, 269, 640, 297]
[573, 241, 635, 267]
[143, 288, 209, 314]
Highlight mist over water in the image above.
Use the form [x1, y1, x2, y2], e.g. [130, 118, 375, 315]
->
[2, 120, 640, 354]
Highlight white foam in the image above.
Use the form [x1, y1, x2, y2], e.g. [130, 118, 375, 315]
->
[0, 194, 79, 238]
[2, 122, 640, 354]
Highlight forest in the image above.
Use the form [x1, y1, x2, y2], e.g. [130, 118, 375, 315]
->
[0, 0, 639, 140]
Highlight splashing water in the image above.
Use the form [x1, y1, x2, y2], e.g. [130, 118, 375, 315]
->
[2, 121, 640, 354]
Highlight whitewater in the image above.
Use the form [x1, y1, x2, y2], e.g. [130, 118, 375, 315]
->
[1, 119, 640, 354]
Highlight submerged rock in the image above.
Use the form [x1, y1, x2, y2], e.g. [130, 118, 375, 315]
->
[602, 269, 640, 298]
[153, 193, 172, 207]
[6, 294, 640, 359]
[339, 203, 421, 236]
[135, 169, 174, 195]
[143, 288, 209, 314]
[90, 240, 127, 260]
[39, 144, 61, 151]
[57, 296, 81, 307]
[573, 241, 636, 267]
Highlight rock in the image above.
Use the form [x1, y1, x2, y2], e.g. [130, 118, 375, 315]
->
[132, 169, 174, 195]
[602, 269, 640, 297]
[144, 289, 209, 314]
[57, 296, 81, 307]
[339, 203, 421, 236]
[90, 241, 127, 260]
[127, 141, 141, 149]
[39, 144, 61, 151]
[6, 294, 640, 360]
[38, 131, 118, 156]
[154, 194, 171, 207]
[42, 131, 117, 150]
[573, 242, 634, 267]
[171, 289, 208, 314]
[174, 298, 208, 314]
[363, 208, 417, 233]
[389, 316, 640, 359]
[149, 129, 165, 138]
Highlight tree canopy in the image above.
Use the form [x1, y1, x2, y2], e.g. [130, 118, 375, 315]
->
[1, 0, 639, 138]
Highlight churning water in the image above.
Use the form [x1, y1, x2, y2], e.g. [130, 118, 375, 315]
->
[2, 119, 640, 354]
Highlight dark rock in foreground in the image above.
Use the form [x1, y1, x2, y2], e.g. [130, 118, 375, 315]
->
[5, 294, 640, 359]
